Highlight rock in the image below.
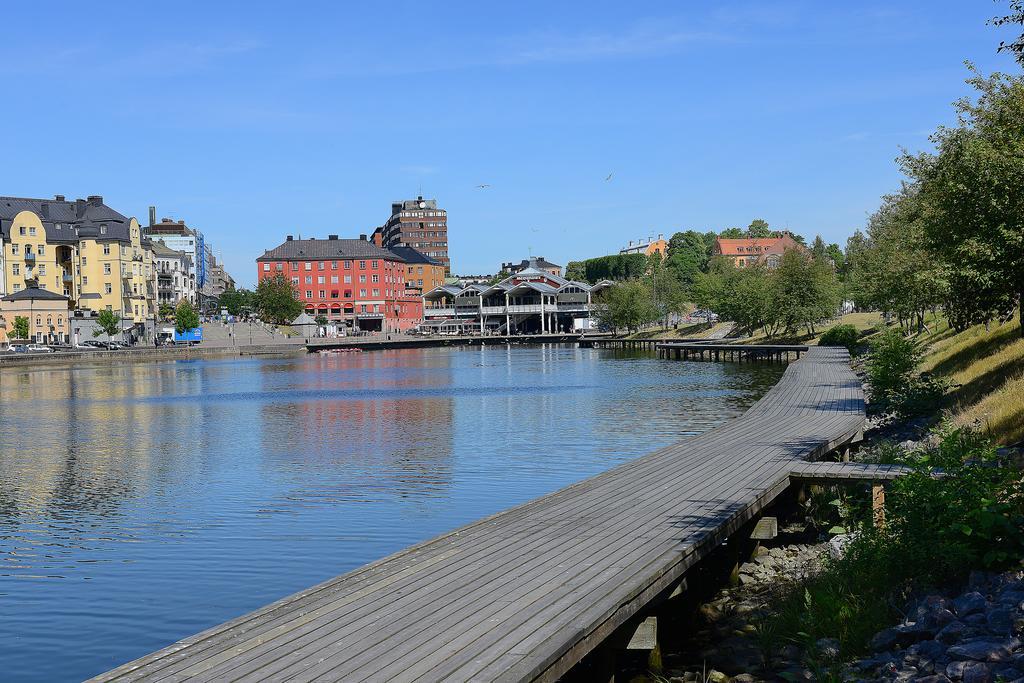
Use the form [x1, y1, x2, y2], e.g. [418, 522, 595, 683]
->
[779, 644, 801, 661]
[872, 627, 901, 651]
[964, 613, 988, 627]
[948, 660, 968, 680]
[955, 592, 988, 617]
[924, 609, 959, 630]
[915, 676, 952, 683]
[828, 533, 857, 560]
[961, 661, 993, 683]
[731, 675, 756, 683]
[897, 621, 938, 644]
[987, 608, 1014, 634]
[816, 637, 840, 661]
[938, 621, 970, 645]
[706, 670, 729, 683]
[919, 639, 948, 661]
[947, 638, 1018, 662]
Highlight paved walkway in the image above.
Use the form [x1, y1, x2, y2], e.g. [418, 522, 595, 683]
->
[93, 347, 864, 683]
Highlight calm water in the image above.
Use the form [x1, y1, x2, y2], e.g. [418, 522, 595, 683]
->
[0, 345, 783, 682]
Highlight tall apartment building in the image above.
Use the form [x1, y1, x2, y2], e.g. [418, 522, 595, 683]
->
[372, 196, 450, 273]
[152, 241, 196, 307]
[257, 234, 423, 332]
[0, 195, 158, 342]
[144, 214, 231, 311]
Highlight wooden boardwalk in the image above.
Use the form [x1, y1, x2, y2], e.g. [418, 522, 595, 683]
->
[93, 347, 864, 683]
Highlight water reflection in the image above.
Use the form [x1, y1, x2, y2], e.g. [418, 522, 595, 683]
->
[0, 345, 782, 682]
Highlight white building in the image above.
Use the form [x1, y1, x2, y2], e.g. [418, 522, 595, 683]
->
[151, 241, 196, 307]
[423, 267, 613, 334]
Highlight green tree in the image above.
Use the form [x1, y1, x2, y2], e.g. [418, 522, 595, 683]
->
[488, 270, 511, 285]
[158, 303, 174, 320]
[990, 0, 1024, 65]
[219, 288, 255, 317]
[594, 280, 659, 333]
[903, 68, 1024, 336]
[174, 299, 200, 334]
[564, 261, 586, 282]
[825, 243, 846, 275]
[93, 309, 122, 346]
[666, 230, 709, 290]
[254, 274, 303, 325]
[12, 316, 29, 340]
[747, 219, 773, 238]
[773, 248, 841, 335]
[314, 314, 328, 328]
[719, 227, 745, 239]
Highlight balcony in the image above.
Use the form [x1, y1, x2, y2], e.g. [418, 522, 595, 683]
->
[23, 252, 36, 264]
[423, 307, 455, 317]
[62, 271, 73, 283]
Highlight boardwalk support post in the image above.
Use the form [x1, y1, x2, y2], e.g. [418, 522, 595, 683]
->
[872, 483, 886, 528]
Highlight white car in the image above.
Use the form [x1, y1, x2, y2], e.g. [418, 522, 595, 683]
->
[26, 344, 55, 353]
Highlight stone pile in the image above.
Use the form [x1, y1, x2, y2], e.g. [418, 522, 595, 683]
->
[849, 569, 1024, 682]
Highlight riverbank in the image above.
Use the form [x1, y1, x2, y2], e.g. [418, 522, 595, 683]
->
[626, 317, 1024, 682]
[0, 343, 306, 368]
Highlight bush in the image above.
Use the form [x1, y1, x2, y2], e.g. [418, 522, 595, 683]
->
[819, 324, 859, 352]
[865, 329, 921, 410]
[765, 426, 1024, 661]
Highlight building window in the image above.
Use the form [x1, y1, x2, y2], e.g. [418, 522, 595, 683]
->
[12, 283, 20, 292]
[344, 275, 352, 284]
[12, 264, 19, 275]
[359, 289, 366, 297]
[39, 265, 46, 276]
[291, 277, 299, 284]
[359, 261, 366, 269]
[330, 290, 339, 299]
[100, 226, 107, 235]
[304, 262, 312, 271]
[105, 283, 112, 294]
[372, 289, 379, 297]
[19, 226, 25, 236]
[103, 244, 111, 255]
[305, 290, 312, 298]
[371, 261, 378, 269]
[10, 244, 18, 255]
[263, 263, 270, 271]
[344, 290, 352, 298]
[318, 262, 325, 270]
[319, 290, 325, 299]
[330, 276, 338, 284]
[317, 276, 325, 284]
[104, 263, 111, 275]
[29, 226, 36, 236]
[359, 275, 366, 283]
[331, 261, 338, 270]
[371, 274, 379, 283]
[373, 304, 380, 313]
[38, 244, 45, 255]
[82, 257, 87, 266]
[344, 260, 352, 269]
[305, 276, 312, 284]
[275, 263, 283, 271]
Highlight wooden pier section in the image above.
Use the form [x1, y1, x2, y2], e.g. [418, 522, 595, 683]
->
[93, 347, 865, 683]
[657, 342, 807, 363]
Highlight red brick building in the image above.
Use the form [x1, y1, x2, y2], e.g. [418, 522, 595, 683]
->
[257, 235, 423, 332]
[713, 231, 808, 268]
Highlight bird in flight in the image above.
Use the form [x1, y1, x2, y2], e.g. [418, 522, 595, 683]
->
[475, 184, 491, 189]
[605, 173, 613, 182]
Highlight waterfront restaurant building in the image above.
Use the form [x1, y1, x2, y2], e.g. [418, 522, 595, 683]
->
[257, 235, 423, 332]
[423, 265, 613, 334]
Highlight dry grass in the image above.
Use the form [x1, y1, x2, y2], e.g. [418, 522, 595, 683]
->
[917, 316, 1024, 445]
[737, 312, 885, 346]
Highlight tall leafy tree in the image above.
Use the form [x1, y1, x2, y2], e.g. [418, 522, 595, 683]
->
[93, 310, 122, 346]
[747, 219, 773, 238]
[174, 300, 200, 334]
[12, 316, 29, 340]
[666, 230, 709, 290]
[255, 274, 304, 324]
[903, 68, 1024, 335]
[718, 227, 745, 239]
[219, 288, 255, 316]
[990, 0, 1024, 65]
[594, 280, 659, 333]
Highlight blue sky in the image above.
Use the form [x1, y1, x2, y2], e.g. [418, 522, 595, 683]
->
[1, 1, 1019, 286]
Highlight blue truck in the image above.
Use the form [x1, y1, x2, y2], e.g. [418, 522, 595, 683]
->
[161, 327, 203, 345]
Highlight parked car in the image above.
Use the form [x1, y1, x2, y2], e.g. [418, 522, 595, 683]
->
[10, 344, 28, 353]
[26, 344, 55, 353]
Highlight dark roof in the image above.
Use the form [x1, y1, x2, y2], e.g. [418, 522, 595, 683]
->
[1, 286, 70, 302]
[389, 246, 441, 266]
[0, 195, 132, 244]
[258, 237, 406, 262]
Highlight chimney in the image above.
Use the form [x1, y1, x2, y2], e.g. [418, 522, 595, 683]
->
[328, 234, 338, 240]
[658, 233, 664, 240]
[87, 195, 103, 206]
[286, 235, 293, 241]
[148, 206, 156, 226]
[54, 194, 65, 202]
[359, 233, 367, 241]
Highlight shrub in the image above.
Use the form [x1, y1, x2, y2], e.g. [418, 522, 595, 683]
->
[819, 324, 859, 353]
[765, 426, 1024, 661]
[865, 329, 921, 410]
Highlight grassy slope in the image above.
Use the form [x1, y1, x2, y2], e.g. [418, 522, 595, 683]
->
[917, 316, 1024, 446]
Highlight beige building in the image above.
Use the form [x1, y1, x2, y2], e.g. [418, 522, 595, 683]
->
[0, 286, 71, 344]
[0, 195, 157, 341]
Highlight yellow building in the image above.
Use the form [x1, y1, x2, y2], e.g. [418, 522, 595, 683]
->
[0, 286, 71, 344]
[0, 195, 157, 341]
